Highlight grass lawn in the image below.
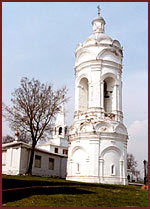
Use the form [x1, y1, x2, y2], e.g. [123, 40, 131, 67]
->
[2, 174, 148, 207]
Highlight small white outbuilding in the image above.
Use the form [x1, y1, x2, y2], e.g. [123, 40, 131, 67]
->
[2, 141, 67, 178]
[2, 101, 68, 178]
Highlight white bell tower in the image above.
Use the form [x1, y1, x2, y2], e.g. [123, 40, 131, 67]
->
[66, 7, 128, 185]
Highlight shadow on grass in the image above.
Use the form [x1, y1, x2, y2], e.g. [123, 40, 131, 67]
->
[3, 186, 95, 204]
[2, 178, 67, 189]
[3, 177, 135, 190]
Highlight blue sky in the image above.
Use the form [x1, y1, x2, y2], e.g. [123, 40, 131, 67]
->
[2, 2, 148, 175]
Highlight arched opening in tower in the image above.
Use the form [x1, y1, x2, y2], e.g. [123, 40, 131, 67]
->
[104, 77, 115, 113]
[79, 77, 89, 111]
[59, 127, 62, 135]
[65, 127, 67, 135]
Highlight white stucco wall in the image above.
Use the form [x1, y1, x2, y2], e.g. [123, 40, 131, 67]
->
[32, 151, 67, 178]
[3, 147, 21, 175]
[2, 142, 67, 179]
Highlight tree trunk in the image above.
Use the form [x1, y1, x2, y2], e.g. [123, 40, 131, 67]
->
[26, 142, 36, 175]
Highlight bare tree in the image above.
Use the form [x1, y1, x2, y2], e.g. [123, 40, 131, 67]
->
[3, 77, 68, 175]
[134, 170, 140, 181]
[2, 135, 14, 144]
[127, 153, 138, 175]
[19, 132, 31, 143]
[2, 132, 30, 144]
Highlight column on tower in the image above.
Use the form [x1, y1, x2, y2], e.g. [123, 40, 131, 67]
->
[118, 81, 122, 112]
[92, 76, 100, 108]
[100, 80, 104, 109]
[75, 80, 79, 112]
[112, 84, 118, 113]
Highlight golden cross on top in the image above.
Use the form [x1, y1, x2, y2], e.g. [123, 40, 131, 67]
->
[97, 5, 100, 16]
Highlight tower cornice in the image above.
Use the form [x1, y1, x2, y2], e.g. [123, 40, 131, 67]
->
[74, 59, 122, 74]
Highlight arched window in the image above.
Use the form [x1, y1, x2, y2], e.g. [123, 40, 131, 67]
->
[65, 127, 67, 135]
[59, 127, 62, 135]
[111, 164, 115, 175]
[104, 77, 115, 113]
[79, 77, 89, 111]
[77, 163, 80, 172]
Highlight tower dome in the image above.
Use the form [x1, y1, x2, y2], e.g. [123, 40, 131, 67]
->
[75, 7, 123, 69]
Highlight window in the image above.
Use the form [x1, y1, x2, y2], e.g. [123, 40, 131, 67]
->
[65, 127, 67, 135]
[79, 77, 89, 111]
[63, 149, 68, 155]
[55, 147, 58, 153]
[111, 164, 115, 175]
[2, 151, 7, 166]
[49, 158, 54, 170]
[77, 163, 80, 172]
[59, 127, 62, 135]
[55, 127, 57, 135]
[34, 155, 41, 168]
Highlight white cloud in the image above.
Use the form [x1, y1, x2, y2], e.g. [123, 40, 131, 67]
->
[127, 120, 148, 178]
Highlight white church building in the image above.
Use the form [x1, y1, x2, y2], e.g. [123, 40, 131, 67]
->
[66, 7, 128, 185]
[2, 8, 128, 185]
[2, 101, 68, 178]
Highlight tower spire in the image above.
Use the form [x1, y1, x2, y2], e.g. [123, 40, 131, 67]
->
[97, 5, 100, 16]
[92, 6, 105, 33]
